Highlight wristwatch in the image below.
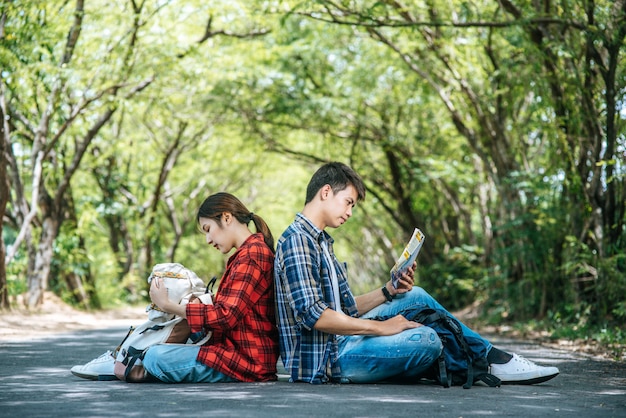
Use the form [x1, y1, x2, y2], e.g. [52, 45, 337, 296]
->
[381, 286, 394, 302]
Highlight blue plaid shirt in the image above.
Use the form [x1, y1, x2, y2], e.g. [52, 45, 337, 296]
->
[274, 213, 358, 384]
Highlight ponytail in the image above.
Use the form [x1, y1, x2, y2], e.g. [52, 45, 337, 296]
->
[249, 213, 275, 254]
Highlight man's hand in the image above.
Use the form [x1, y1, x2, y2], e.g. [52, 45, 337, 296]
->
[373, 314, 420, 336]
[388, 261, 416, 297]
[355, 262, 418, 317]
[314, 309, 420, 336]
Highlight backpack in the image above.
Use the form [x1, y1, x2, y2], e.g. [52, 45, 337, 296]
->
[113, 316, 210, 382]
[113, 263, 215, 382]
[145, 262, 208, 321]
[401, 307, 501, 389]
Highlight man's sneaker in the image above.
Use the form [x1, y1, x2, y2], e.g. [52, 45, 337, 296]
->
[490, 353, 559, 384]
[70, 350, 117, 381]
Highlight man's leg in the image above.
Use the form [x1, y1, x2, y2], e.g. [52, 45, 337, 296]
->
[336, 325, 442, 383]
[142, 344, 238, 383]
[366, 287, 559, 384]
[362, 287, 492, 351]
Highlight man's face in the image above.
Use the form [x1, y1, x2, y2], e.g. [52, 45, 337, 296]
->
[324, 184, 358, 229]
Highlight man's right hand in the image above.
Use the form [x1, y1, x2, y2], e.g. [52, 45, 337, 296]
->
[314, 309, 420, 336]
[373, 314, 420, 336]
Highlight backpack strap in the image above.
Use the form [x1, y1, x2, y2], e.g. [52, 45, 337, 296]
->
[402, 308, 476, 389]
[436, 353, 449, 388]
[121, 346, 147, 381]
[113, 326, 135, 358]
[478, 372, 502, 387]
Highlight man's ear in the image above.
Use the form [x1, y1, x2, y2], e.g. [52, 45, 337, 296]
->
[320, 184, 332, 200]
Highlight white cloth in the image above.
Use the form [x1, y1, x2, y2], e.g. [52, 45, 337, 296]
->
[320, 240, 342, 312]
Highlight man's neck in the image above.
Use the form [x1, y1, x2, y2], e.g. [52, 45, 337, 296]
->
[301, 204, 327, 231]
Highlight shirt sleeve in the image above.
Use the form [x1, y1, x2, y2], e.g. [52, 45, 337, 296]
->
[186, 242, 271, 333]
[280, 233, 330, 331]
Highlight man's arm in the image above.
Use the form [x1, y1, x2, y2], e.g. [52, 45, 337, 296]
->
[320, 262, 419, 335]
[314, 308, 419, 336]
[354, 262, 417, 316]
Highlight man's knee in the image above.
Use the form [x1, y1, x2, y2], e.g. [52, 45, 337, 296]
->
[408, 323, 440, 342]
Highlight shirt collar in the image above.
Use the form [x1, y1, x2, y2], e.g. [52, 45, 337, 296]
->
[295, 212, 334, 246]
[228, 232, 262, 264]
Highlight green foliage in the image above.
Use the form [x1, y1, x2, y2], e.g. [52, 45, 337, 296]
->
[545, 313, 626, 361]
[2, 0, 625, 353]
[419, 246, 483, 311]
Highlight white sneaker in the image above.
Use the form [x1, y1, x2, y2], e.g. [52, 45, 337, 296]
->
[70, 350, 117, 381]
[490, 353, 559, 384]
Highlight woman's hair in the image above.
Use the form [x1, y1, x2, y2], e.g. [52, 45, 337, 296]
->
[196, 192, 275, 253]
[305, 161, 366, 204]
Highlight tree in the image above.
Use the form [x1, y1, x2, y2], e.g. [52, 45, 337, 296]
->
[2, 0, 279, 308]
[2, 0, 152, 308]
[0, 45, 9, 309]
[239, 0, 626, 320]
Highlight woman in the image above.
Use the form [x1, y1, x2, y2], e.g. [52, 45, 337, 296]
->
[143, 192, 279, 383]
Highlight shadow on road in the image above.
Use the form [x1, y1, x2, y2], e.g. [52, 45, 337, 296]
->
[0, 326, 625, 417]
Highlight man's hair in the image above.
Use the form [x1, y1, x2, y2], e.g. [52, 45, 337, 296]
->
[305, 162, 366, 204]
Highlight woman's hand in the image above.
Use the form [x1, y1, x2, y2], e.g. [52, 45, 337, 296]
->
[149, 278, 187, 318]
[149, 278, 170, 311]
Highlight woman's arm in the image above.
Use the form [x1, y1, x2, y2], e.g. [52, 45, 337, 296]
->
[149, 278, 188, 318]
[185, 240, 274, 331]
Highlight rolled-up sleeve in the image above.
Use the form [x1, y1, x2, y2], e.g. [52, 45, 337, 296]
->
[281, 233, 330, 331]
[186, 302, 209, 333]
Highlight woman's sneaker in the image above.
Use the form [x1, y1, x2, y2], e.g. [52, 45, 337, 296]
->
[70, 350, 117, 381]
[489, 353, 559, 384]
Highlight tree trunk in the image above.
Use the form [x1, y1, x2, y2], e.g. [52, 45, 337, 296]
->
[0, 86, 9, 310]
[0, 239, 7, 310]
[26, 217, 59, 308]
[63, 271, 90, 310]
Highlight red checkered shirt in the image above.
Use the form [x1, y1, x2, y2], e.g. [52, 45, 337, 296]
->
[185, 233, 279, 382]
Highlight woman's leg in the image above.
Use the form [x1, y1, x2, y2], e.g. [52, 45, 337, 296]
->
[142, 344, 238, 383]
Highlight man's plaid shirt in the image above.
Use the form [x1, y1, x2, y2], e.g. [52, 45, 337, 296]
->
[274, 213, 359, 384]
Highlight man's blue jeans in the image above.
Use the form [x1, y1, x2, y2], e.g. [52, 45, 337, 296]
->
[142, 344, 238, 383]
[336, 286, 492, 383]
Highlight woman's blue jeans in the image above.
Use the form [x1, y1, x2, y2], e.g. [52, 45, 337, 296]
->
[336, 286, 492, 383]
[142, 344, 238, 383]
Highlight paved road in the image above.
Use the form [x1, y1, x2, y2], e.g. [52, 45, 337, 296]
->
[0, 325, 625, 417]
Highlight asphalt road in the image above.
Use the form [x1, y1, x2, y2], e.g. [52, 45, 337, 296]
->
[0, 325, 625, 417]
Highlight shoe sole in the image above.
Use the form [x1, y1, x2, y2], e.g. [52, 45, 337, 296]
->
[500, 372, 559, 385]
[71, 370, 99, 380]
[71, 370, 118, 381]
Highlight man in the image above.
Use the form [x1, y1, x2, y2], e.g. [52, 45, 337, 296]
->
[274, 161, 559, 385]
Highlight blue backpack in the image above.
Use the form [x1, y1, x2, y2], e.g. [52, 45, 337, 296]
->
[401, 307, 501, 389]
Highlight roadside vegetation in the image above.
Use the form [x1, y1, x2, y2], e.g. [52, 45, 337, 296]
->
[1, 0, 624, 358]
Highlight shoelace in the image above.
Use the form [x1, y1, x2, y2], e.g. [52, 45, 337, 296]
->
[514, 354, 531, 363]
[510, 354, 536, 369]
[84, 350, 113, 365]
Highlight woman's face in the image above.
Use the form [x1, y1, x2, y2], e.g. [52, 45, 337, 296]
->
[199, 215, 235, 254]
